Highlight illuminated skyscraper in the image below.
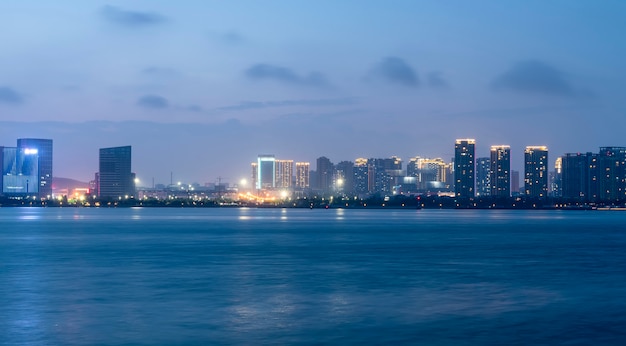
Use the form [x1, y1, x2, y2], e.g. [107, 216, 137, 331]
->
[524, 146, 549, 198]
[476, 157, 491, 197]
[295, 162, 310, 188]
[551, 157, 563, 197]
[256, 155, 276, 190]
[99, 145, 134, 198]
[353, 158, 368, 194]
[490, 145, 510, 198]
[454, 139, 475, 198]
[17, 138, 53, 198]
[275, 159, 293, 188]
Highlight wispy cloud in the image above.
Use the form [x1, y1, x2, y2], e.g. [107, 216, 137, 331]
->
[137, 94, 169, 109]
[367, 57, 419, 87]
[492, 60, 577, 97]
[100, 5, 167, 28]
[0, 86, 24, 105]
[427, 71, 449, 89]
[244, 64, 331, 88]
[217, 98, 357, 111]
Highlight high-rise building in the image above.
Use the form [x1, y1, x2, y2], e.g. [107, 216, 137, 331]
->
[597, 147, 626, 201]
[511, 170, 520, 194]
[335, 161, 354, 194]
[454, 139, 475, 198]
[490, 145, 511, 198]
[353, 158, 369, 195]
[316, 156, 334, 193]
[476, 157, 491, 197]
[256, 155, 276, 190]
[524, 146, 549, 198]
[10, 138, 53, 198]
[98, 145, 134, 198]
[561, 152, 598, 201]
[295, 162, 310, 189]
[551, 157, 563, 197]
[1, 146, 39, 197]
[275, 159, 293, 188]
[250, 162, 258, 191]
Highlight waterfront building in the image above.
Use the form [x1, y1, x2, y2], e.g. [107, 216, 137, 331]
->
[98, 145, 135, 199]
[251, 162, 258, 191]
[316, 156, 334, 193]
[275, 159, 293, 188]
[353, 158, 369, 195]
[335, 161, 354, 194]
[490, 145, 511, 198]
[454, 139, 475, 198]
[511, 170, 520, 194]
[256, 155, 276, 190]
[1, 146, 39, 197]
[524, 146, 549, 198]
[561, 152, 598, 201]
[597, 147, 626, 201]
[17, 138, 53, 198]
[551, 157, 563, 197]
[295, 162, 310, 189]
[475, 157, 491, 197]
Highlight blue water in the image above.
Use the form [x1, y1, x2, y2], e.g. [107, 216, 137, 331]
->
[1, 208, 625, 345]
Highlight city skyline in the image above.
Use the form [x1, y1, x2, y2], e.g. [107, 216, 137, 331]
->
[1, 2, 625, 183]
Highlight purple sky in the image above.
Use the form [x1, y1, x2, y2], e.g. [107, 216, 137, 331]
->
[1, 1, 624, 185]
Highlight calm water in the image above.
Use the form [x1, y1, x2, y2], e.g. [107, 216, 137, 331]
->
[1, 208, 625, 345]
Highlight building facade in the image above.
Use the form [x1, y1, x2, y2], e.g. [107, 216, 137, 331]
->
[490, 145, 511, 198]
[476, 157, 491, 197]
[561, 152, 598, 201]
[256, 155, 276, 190]
[597, 147, 626, 201]
[454, 139, 475, 198]
[98, 146, 134, 199]
[275, 159, 293, 188]
[524, 146, 549, 198]
[17, 138, 53, 198]
[295, 162, 310, 189]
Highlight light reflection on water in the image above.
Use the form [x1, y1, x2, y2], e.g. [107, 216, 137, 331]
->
[0, 208, 625, 345]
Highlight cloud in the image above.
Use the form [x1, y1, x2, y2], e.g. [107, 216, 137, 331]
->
[0, 86, 24, 104]
[141, 66, 180, 78]
[244, 64, 331, 88]
[221, 31, 246, 45]
[492, 60, 576, 96]
[427, 72, 449, 88]
[217, 98, 357, 111]
[137, 95, 169, 109]
[100, 5, 167, 27]
[368, 57, 419, 87]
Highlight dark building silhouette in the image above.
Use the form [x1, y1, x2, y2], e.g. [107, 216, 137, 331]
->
[454, 139, 475, 198]
[316, 156, 334, 194]
[490, 145, 510, 198]
[561, 152, 598, 201]
[511, 170, 520, 194]
[98, 146, 135, 199]
[598, 147, 626, 201]
[524, 146, 549, 198]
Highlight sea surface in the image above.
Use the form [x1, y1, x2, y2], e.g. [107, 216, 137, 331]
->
[1, 207, 625, 345]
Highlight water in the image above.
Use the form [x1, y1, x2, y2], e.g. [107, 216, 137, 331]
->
[1, 208, 625, 345]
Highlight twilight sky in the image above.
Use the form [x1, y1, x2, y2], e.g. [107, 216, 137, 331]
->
[1, 1, 624, 185]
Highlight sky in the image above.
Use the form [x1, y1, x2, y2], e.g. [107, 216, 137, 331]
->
[0, 1, 625, 185]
